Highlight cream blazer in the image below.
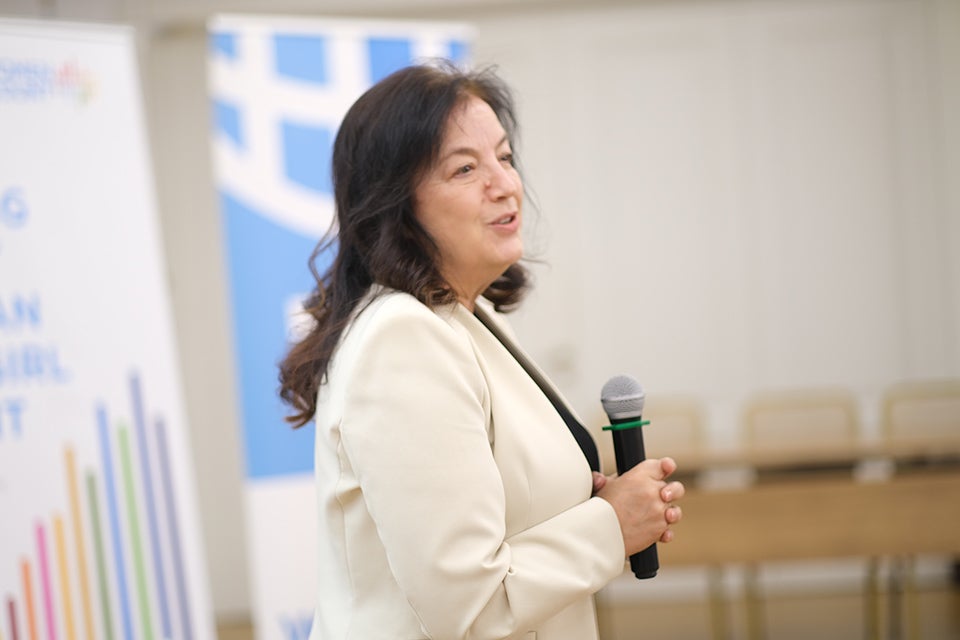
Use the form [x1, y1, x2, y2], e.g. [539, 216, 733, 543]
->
[309, 287, 625, 640]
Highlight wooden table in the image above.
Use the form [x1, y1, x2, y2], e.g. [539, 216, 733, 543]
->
[660, 470, 960, 565]
[651, 436, 960, 639]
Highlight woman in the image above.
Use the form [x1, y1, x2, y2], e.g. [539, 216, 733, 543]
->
[279, 61, 684, 640]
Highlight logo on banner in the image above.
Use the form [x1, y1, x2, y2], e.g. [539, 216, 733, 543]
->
[1, 186, 28, 224]
[0, 59, 97, 104]
[0, 186, 28, 253]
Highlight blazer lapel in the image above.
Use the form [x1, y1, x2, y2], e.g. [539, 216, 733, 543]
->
[470, 303, 601, 472]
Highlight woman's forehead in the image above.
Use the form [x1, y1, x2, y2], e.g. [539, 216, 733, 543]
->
[439, 96, 509, 150]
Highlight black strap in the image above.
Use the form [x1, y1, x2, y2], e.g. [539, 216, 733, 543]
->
[474, 307, 601, 472]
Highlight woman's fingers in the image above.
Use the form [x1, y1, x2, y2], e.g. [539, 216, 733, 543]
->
[592, 471, 608, 494]
[658, 456, 678, 479]
[665, 504, 682, 525]
[661, 480, 685, 503]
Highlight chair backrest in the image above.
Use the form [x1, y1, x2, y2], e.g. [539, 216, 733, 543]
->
[642, 394, 707, 459]
[741, 388, 860, 450]
[880, 378, 960, 441]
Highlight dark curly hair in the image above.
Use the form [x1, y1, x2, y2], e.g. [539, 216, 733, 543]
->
[278, 61, 530, 427]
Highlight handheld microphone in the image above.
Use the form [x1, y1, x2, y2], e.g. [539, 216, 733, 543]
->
[601, 374, 658, 580]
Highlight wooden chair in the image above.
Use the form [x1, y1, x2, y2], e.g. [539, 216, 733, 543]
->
[738, 388, 862, 640]
[881, 378, 960, 443]
[742, 388, 860, 453]
[642, 394, 707, 461]
[879, 378, 960, 640]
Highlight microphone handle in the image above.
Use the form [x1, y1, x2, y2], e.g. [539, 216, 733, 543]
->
[610, 416, 659, 580]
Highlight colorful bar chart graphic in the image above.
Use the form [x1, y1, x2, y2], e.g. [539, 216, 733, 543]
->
[3, 374, 194, 640]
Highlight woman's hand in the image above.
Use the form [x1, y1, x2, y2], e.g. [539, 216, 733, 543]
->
[595, 457, 685, 556]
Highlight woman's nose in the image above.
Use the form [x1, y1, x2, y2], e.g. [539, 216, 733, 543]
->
[485, 162, 520, 200]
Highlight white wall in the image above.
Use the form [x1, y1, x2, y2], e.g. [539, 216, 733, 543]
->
[465, 0, 960, 446]
[3, 0, 958, 619]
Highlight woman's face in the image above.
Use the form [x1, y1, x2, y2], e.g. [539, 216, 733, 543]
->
[414, 95, 523, 308]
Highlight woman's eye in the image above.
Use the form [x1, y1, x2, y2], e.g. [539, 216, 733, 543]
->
[500, 152, 515, 166]
[454, 164, 474, 176]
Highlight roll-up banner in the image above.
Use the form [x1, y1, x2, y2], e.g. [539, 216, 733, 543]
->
[206, 15, 473, 639]
[0, 19, 215, 640]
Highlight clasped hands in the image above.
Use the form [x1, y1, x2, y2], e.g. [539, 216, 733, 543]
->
[592, 457, 685, 556]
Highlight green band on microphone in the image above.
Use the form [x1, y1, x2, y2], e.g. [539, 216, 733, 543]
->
[601, 419, 650, 431]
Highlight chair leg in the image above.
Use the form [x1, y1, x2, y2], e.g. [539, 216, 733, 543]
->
[904, 555, 920, 640]
[707, 566, 729, 640]
[865, 557, 881, 640]
[744, 565, 766, 640]
[889, 556, 904, 640]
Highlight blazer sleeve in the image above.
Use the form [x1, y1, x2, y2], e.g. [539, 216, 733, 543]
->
[339, 299, 625, 639]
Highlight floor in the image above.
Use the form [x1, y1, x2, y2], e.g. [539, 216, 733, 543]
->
[596, 587, 960, 639]
[216, 585, 960, 639]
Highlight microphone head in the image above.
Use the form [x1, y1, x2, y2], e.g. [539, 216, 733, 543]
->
[601, 375, 645, 420]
